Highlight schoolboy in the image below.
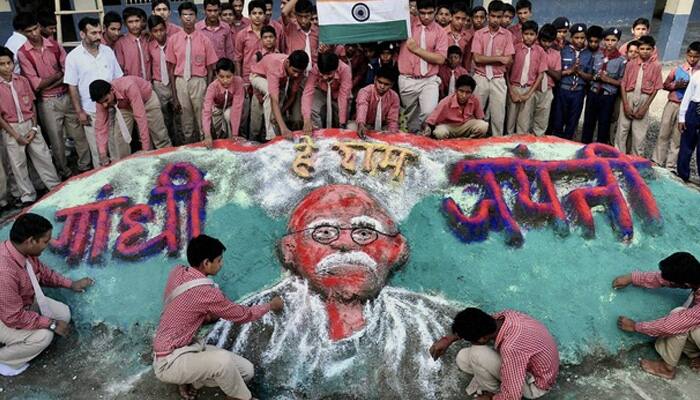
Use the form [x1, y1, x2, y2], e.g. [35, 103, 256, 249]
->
[551, 23, 593, 140]
[651, 42, 700, 171]
[506, 21, 547, 135]
[114, 7, 152, 81]
[398, 0, 449, 133]
[151, 0, 182, 37]
[202, 59, 245, 146]
[166, 2, 218, 145]
[471, 0, 515, 136]
[365, 42, 398, 88]
[423, 75, 488, 139]
[678, 65, 700, 182]
[439, 45, 469, 98]
[615, 252, 700, 379]
[195, 0, 234, 61]
[470, 6, 487, 32]
[101, 11, 122, 49]
[152, 234, 284, 400]
[259, 25, 279, 59]
[581, 27, 626, 144]
[0, 46, 60, 205]
[532, 24, 561, 136]
[302, 53, 352, 133]
[430, 307, 559, 399]
[616, 35, 663, 156]
[350, 66, 400, 139]
[249, 50, 309, 140]
[551, 17, 570, 51]
[446, 3, 473, 71]
[147, 15, 181, 145]
[37, 12, 57, 40]
[16, 14, 79, 179]
[501, 3, 515, 30]
[435, 4, 452, 28]
[282, 0, 318, 70]
[620, 18, 659, 62]
[89, 77, 171, 164]
[510, 0, 532, 45]
[221, 0, 250, 38]
[609, 40, 641, 145]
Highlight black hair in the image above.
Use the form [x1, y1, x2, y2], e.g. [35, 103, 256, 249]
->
[295, 0, 314, 14]
[436, 3, 451, 12]
[136, 8, 148, 21]
[89, 79, 112, 102]
[261, 25, 277, 38]
[148, 15, 166, 31]
[0, 46, 14, 62]
[416, 0, 436, 11]
[659, 252, 700, 285]
[451, 3, 468, 15]
[122, 7, 142, 22]
[78, 17, 101, 32]
[376, 66, 398, 83]
[456, 75, 476, 91]
[10, 213, 53, 244]
[538, 23, 556, 42]
[488, 0, 505, 13]
[515, 0, 532, 11]
[221, 2, 233, 12]
[204, 0, 221, 7]
[248, 0, 266, 14]
[13, 13, 38, 32]
[317, 52, 340, 74]
[178, 1, 198, 16]
[587, 25, 604, 40]
[638, 35, 656, 48]
[451, 308, 497, 341]
[215, 57, 235, 73]
[522, 20, 538, 35]
[471, 6, 487, 15]
[104, 11, 123, 28]
[38, 12, 57, 28]
[503, 3, 516, 14]
[288, 50, 310, 70]
[187, 234, 226, 267]
[689, 41, 700, 54]
[632, 17, 650, 29]
[312, 5, 318, 14]
[627, 40, 641, 49]
[151, 0, 171, 11]
[263, 0, 274, 6]
[447, 45, 462, 57]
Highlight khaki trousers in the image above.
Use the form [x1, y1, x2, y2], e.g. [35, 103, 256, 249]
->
[310, 88, 339, 129]
[82, 113, 103, 169]
[456, 345, 549, 399]
[37, 94, 81, 178]
[532, 89, 554, 137]
[652, 101, 681, 169]
[473, 74, 507, 137]
[615, 92, 650, 156]
[0, 298, 70, 369]
[399, 75, 441, 133]
[153, 343, 254, 399]
[655, 307, 700, 367]
[211, 107, 232, 139]
[113, 91, 172, 161]
[2, 121, 60, 202]
[507, 86, 536, 135]
[434, 119, 489, 139]
[609, 95, 622, 146]
[175, 76, 207, 144]
[250, 73, 283, 141]
[153, 81, 183, 146]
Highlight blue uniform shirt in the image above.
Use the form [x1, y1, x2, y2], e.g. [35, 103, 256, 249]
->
[589, 51, 626, 95]
[559, 44, 593, 91]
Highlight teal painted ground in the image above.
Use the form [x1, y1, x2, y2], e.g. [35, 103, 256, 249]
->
[7, 174, 698, 363]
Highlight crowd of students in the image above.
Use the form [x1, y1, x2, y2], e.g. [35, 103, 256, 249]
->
[1, 0, 700, 211]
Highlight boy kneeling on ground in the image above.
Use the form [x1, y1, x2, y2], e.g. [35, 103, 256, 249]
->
[153, 235, 284, 400]
[422, 75, 489, 139]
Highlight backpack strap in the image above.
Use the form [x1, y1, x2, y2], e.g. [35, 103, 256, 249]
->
[163, 278, 217, 306]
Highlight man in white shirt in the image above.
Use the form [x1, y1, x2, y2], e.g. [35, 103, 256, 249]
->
[64, 17, 123, 170]
[4, 14, 28, 74]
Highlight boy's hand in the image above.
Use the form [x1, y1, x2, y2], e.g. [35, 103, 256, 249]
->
[612, 274, 632, 289]
[77, 111, 91, 126]
[13, 132, 30, 146]
[429, 336, 454, 360]
[269, 296, 284, 312]
[406, 38, 419, 53]
[679, 122, 686, 132]
[421, 125, 432, 137]
[676, 80, 689, 89]
[617, 316, 636, 332]
[203, 136, 213, 150]
[357, 125, 367, 139]
[500, 56, 512, 66]
[54, 320, 71, 337]
[303, 118, 314, 135]
[71, 277, 94, 292]
[100, 157, 111, 167]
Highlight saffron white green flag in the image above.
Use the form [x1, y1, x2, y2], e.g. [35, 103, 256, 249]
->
[318, 1, 411, 45]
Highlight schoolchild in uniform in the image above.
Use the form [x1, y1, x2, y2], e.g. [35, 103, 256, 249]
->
[202, 58, 245, 146]
[532, 24, 561, 136]
[438, 46, 469, 99]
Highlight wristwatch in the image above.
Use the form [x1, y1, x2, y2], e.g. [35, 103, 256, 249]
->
[49, 319, 57, 331]
[30, 126, 39, 133]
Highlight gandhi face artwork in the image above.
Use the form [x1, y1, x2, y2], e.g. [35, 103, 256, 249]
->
[280, 185, 408, 302]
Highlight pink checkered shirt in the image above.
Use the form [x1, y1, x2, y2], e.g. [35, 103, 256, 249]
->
[492, 310, 559, 400]
[0, 240, 73, 330]
[153, 265, 270, 356]
[632, 271, 700, 337]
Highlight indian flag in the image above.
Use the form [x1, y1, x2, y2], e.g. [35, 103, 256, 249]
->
[318, 0, 411, 45]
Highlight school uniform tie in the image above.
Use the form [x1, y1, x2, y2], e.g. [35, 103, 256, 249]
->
[304, 31, 312, 73]
[184, 35, 192, 81]
[136, 37, 147, 80]
[448, 70, 457, 95]
[520, 47, 531, 86]
[541, 69, 548, 92]
[223, 89, 229, 110]
[114, 105, 132, 144]
[7, 80, 24, 123]
[374, 95, 383, 131]
[485, 33, 495, 80]
[419, 26, 428, 76]
[633, 62, 644, 99]
[326, 80, 333, 128]
[159, 45, 169, 86]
